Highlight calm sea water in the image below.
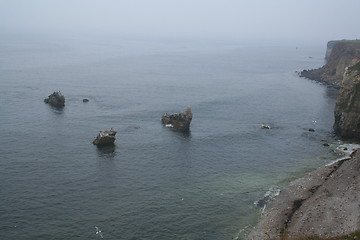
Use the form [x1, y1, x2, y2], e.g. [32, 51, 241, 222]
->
[0, 36, 340, 240]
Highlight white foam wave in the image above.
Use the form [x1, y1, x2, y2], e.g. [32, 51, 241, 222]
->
[326, 143, 360, 166]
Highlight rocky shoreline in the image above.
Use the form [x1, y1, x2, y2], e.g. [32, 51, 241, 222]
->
[247, 40, 360, 239]
[247, 148, 360, 240]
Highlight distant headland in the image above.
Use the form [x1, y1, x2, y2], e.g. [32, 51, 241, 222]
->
[300, 40, 360, 89]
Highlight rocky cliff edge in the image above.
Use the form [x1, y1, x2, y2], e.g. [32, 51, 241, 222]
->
[247, 150, 360, 240]
[300, 40, 360, 88]
[334, 61, 360, 139]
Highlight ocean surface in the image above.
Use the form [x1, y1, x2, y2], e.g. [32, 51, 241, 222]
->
[0, 36, 341, 240]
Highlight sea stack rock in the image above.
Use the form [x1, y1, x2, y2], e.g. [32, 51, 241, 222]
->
[92, 130, 117, 145]
[161, 107, 193, 131]
[334, 61, 360, 139]
[44, 91, 65, 107]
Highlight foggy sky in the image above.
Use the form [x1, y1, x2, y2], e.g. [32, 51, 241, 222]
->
[1, 0, 360, 42]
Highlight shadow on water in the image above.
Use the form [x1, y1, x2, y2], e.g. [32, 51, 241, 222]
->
[48, 105, 65, 114]
[169, 128, 192, 140]
[325, 87, 339, 99]
[95, 144, 117, 159]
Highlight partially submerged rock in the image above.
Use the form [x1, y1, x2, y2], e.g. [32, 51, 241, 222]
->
[92, 130, 117, 145]
[161, 107, 192, 131]
[83, 98, 89, 103]
[44, 91, 65, 107]
[261, 124, 271, 129]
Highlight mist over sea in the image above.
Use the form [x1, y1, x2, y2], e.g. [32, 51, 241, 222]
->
[0, 36, 341, 239]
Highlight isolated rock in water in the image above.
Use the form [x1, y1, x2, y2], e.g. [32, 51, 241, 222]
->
[83, 98, 89, 103]
[44, 91, 65, 107]
[161, 107, 192, 131]
[334, 61, 360, 139]
[92, 130, 117, 145]
[261, 124, 271, 129]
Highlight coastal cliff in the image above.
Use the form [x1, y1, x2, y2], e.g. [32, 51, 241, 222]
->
[300, 40, 360, 88]
[247, 42, 360, 240]
[334, 61, 360, 139]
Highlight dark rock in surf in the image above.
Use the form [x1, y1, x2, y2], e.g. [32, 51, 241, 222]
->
[161, 107, 192, 131]
[83, 98, 89, 103]
[44, 91, 65, 107]
[92, 130, 117, 145]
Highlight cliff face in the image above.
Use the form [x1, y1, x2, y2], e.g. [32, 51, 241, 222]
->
[301, 40, 360, 88]
[333, 61, 360, 139]
[325, 40, 340, 61]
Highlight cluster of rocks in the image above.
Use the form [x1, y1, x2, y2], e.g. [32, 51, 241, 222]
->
[44, 91, 116, 146]
[44, 91, 193, 146]
[43, 92, 90, 107]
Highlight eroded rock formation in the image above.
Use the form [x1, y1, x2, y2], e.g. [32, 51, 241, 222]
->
[300, 40, 360, 88]
[161, 107, 192, 131]
[92, 130, 117, 145]
[44, 91, 65, 107]
[333, 61, 360, 139]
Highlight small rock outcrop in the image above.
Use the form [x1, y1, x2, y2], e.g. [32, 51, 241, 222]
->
[44, 91, 65, 107]
[83, 98, 89, 103]
[161, 107, 193, 131]
[92, 130, 117, 145]
[333, 61, 360, 139]
[300, 40, 360, 88]
[261, 124, 271, 129]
